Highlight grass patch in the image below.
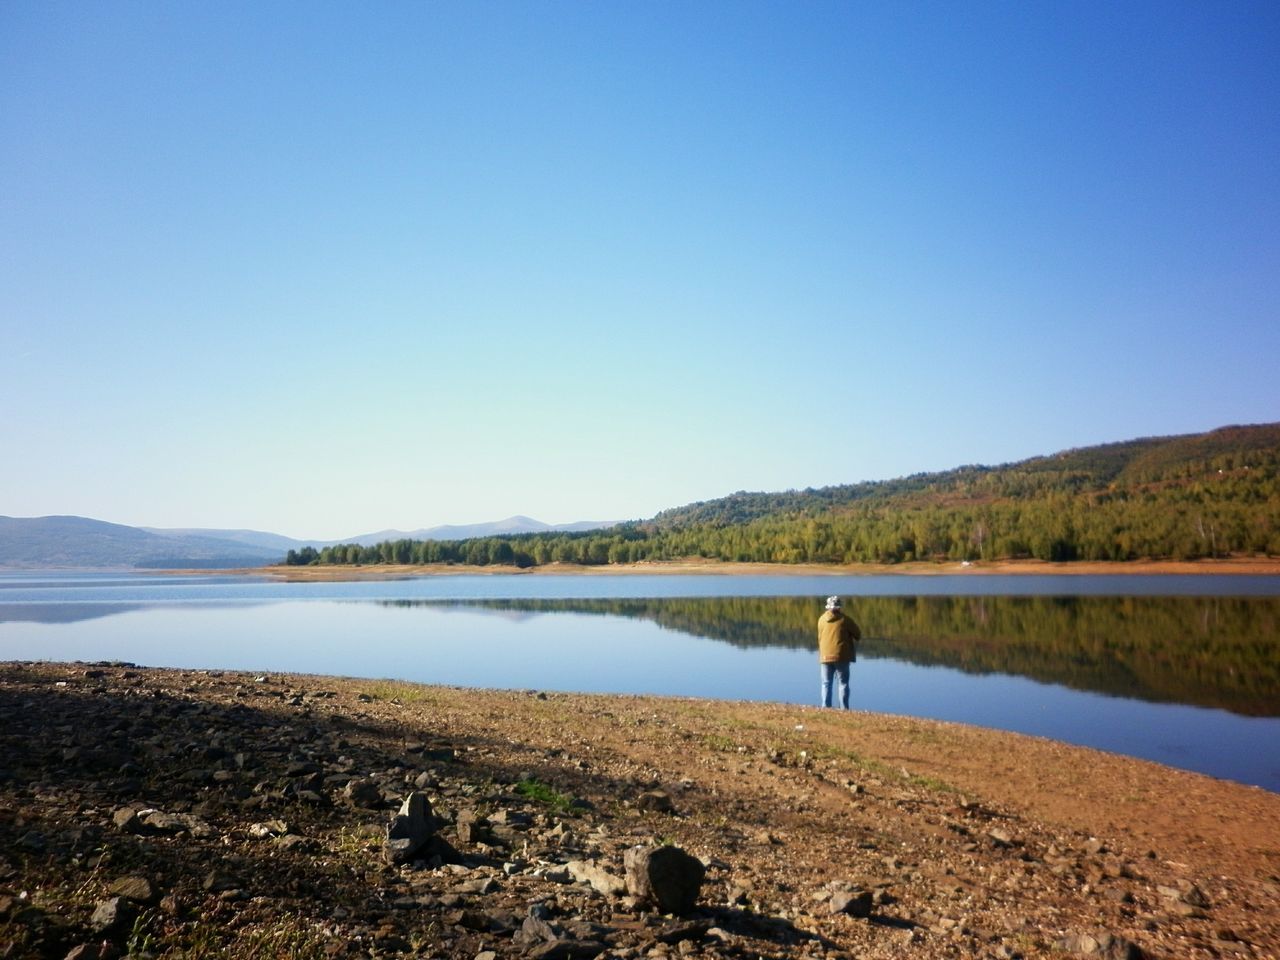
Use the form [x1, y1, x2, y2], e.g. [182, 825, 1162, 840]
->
[805, 743, 958, 793]
[153, 918, 327, 959]
[514, 777, 575, 813]
[358, 680, 437, 705]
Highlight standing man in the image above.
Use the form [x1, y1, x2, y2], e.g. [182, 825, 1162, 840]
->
[817, 596, 861, 708]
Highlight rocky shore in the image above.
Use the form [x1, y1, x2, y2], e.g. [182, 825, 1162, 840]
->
[2, 662, 1277, 959]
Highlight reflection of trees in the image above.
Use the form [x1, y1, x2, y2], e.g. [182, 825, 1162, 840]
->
[386, 596, 1280, 718]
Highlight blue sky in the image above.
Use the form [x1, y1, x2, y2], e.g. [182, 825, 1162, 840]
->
[2, 1, 1277, 540]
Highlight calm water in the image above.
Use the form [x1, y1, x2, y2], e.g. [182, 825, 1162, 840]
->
[2, 571, 1278, 791]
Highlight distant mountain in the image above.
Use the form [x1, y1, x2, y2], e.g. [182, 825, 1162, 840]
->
[142, 527, 316, 552]
[0, 515, 620, 569]
[0, 516, 284, 569]
[13, 422, 1275, 571]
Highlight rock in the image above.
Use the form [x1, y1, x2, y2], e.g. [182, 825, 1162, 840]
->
[455, 809, 490, 844]
[537, 865, 572, 884]
[654, 919, 711, 943]
[566, 859, 627, 897]
[829, 889, 873, 918]
[64, 945, 118, 960]
[111, 807, 142, 833]
[526, 941, 606, 960]
[343, 778, 383, 808]
[247, 820, 289, 839]
[385, 792, 435, 864]
[140, 811, 217, 838]
[624, 845, 705, 915]
[446, 908, 491, 931]
[1055, 932, 1146, 959]
[988, 828, 1015, 848]
[637, 790, 676, 814]
[89, 897, 133, 935]
[516, 914, 560, 945]
[202, 871, 240, 893]
[1181, 883, 1211, 909]
[490, 808, 531, 829]
[107, 876, 155, 905]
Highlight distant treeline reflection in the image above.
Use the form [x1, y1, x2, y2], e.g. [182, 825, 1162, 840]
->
[384, 595, 1280, 717]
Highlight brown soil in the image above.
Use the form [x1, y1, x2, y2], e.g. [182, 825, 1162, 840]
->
[2, 663, 1277, 959]
[203, 556, 1280, 582]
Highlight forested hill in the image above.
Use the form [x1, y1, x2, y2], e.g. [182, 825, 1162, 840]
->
[652, 423, 1280, 530]
[292, 422, 1280, 567]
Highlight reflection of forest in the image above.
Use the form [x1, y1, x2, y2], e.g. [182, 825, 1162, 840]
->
[393, 596, 1280, 717]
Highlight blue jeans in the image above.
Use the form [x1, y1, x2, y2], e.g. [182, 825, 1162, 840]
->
[821, 661, 850, 708]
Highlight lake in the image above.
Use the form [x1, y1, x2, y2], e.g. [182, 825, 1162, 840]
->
[2, 571, 1278, 792]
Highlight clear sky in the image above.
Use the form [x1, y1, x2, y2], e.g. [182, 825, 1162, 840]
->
[2, 2, 1277, 540]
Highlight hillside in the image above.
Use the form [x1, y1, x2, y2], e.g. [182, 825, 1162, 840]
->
[652, 422, 1280, 528]
[0, 516, 283, 569]
[294, 422, 1280, 568]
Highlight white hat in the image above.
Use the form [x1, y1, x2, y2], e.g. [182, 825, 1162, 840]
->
[825, 596, 841, 610]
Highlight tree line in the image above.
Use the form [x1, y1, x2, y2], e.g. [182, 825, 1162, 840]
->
[284, 427, 1280, 569]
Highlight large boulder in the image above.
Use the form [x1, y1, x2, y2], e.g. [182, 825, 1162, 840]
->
[623, 844, 705, 915]
[384, 792, 435, 865]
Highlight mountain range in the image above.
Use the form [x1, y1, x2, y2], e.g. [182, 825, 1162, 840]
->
[4, 422, 1277, 569]
[0, 516, 616, 569]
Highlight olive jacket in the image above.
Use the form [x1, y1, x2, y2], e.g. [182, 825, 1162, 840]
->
[817, 610, 861, 664]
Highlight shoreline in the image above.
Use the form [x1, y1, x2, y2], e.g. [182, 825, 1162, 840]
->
[3, 661, 1277, 958]
[204, 555, 1280, 582]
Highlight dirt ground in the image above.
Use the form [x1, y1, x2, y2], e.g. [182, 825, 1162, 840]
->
[2, 662, 1277, 959]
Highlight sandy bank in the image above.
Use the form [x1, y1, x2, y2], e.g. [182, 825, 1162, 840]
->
[215, 556, 1280, 582]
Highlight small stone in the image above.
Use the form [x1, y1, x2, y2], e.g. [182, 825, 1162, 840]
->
[1054, 932, 1146, 959]
[637, 790, 676, 814]
[64, 945, 120, 960]
[108, 876, 155, 905]
[538, 866, 572, 884]
[988, 828, 1014, 847]
[90, 897, 133, 935]
[829, 889, 873, 918]
[140, 811, 216, 838]
[112, 807, 142, 833]
[516, 915, 560, 945]
[455, 809, 490, 844]
[527, 941, 605, 960]
[247, 820, 289, 839]
[344, 778, 383, 808]
[1181, 884, 1211, 909]
[655, 919, 710, 943]
[567, 859, 627, 897]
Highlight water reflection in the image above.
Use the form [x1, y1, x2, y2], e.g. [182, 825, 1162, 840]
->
[389, 595, 1280, 718]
